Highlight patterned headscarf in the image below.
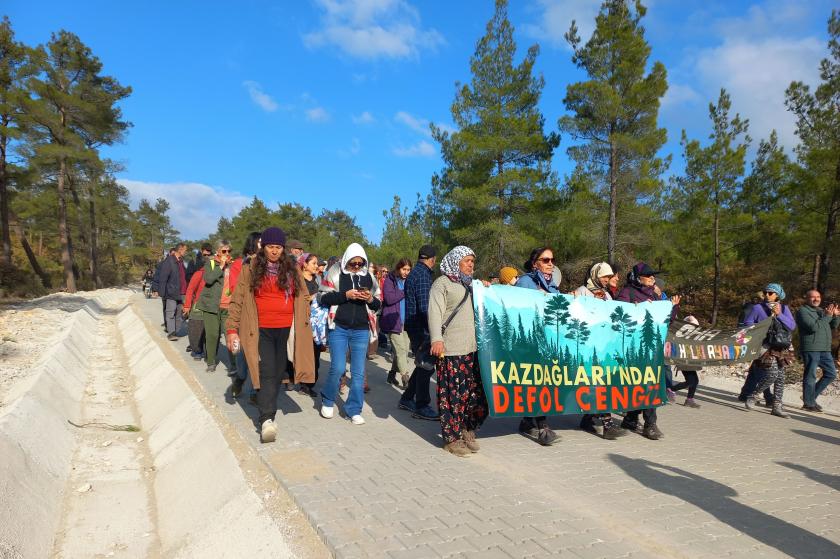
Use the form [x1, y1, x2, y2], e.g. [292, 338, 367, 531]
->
[765, 282, 786, 301]
[586, 262, 614, 291]
[440, 245, 476, 286]
[297, 252, 312, 269]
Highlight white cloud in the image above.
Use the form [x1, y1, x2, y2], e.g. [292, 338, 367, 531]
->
[352, 111, 375, 124]
[392, 140, 435, 157]
[119, 179, 250, 240]
[338, 137, 362, 158]
[303, 0, 444, 59]
[661, 83, 702, 109]
[394, 110, 430, 135]
[242, 80, 279, 112]
[305, 106, 331, 123]
[522, 0, 600, 50]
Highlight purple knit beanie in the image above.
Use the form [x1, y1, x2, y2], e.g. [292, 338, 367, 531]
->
[261, 227, 286, 247]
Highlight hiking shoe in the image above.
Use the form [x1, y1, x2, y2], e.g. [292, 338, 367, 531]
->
[802, 404, 823, 412]
[230, 378, 244, 398]
[579, 415, 596, 434]
[603, 425, 628, 440]
[744, 398, 756, 410]
[666, 389, 676, 403]
[462, 430, 480, 452]
[518, 418, 539, 438]
[398, 399, 416, 412]
[443, 439, 471, 457]
[620, 418, 640, 432]
[412, 405, 440, 421]
[206, 364, 217, 373]
[537, 426, 559, 446]
[167, 333, 178, 341]
[320, 405, 334, 419]
[684, 398, 701, 408]
[771, 404, 790, 419]
[260, 419, 277, 443]
[643, 424, 663, 440]
[349, 415, 365, 425]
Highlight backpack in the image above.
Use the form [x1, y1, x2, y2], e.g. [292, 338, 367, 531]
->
[763, 307, 792, 350]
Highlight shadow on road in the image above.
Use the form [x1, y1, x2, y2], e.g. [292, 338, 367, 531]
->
[777, 461, 840, 491]
[609, 454, 840, 558]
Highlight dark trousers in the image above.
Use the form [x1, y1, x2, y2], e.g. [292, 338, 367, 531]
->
[303, 343, 322, 389]
[672, 370, 699, 398]
[161, 298, 167, 330]
[401, 329, 433, 408]
[739, 361, 774, 403]
[187, 316, 205, 354]
[256, 327, 290, 425]
[623, 407, 657, 427]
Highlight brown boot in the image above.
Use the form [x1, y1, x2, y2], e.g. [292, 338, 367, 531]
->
[443, 439, 471, 457]
[462, 430, 480, 453]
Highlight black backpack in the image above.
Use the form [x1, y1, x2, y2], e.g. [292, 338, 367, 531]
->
[763, 308, 792, 350]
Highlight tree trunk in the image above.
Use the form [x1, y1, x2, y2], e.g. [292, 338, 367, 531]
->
[88, 184, 101, 288]
[8, 209, 52, 288]
[497, 158, 505, 267]
[57, 157, 76, 292]
[816, 160, 840, 294]
[711, 201, 720, 327]
[607, 137, 617, 264]
[812, 254, 821, 290]
[0, 127, 11, 266]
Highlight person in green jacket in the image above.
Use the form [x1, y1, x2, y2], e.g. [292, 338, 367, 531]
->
[795, 289, 840, 412]
[196, 240, 233, 372]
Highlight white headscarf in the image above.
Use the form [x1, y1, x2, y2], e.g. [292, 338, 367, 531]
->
[585, 262, 614, 291]
[440, 245, 475, 285]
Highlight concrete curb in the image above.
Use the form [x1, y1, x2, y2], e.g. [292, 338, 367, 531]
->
[117, 306, 295, 558]
[0, 297, 109, 559]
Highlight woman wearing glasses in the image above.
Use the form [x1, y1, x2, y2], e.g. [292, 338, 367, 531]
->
[318, 243, 381, 425]
[514, 247, 562, 446]
[196, 239, 235, 373]
[226, 227, 316, 443]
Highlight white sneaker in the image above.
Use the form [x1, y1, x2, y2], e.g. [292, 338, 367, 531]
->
[350, 415, 365, 425]
[320, 405, 334, 419]
[261, 419, 276, 443]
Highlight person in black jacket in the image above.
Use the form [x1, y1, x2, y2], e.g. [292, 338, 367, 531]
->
[159, 243, 188, 340]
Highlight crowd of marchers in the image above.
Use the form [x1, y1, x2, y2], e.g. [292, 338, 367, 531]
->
[141, 231, 840, 456]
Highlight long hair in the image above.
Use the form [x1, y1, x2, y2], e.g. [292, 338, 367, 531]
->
[524, 246, 554, 273]
[241, 231, 261, 257]
[393, 258, 412, 274]
[250, 247, 301, 293]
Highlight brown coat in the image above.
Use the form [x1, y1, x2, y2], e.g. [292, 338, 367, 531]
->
[226, 260, 315, 389]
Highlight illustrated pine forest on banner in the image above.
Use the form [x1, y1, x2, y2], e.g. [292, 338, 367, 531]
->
[473, 284, 673, 418]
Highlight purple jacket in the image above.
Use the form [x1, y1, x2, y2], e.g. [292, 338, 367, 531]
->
[743, 302, 796, 331]
[616, 283, 680, 320]
[380, 272, 406, 334]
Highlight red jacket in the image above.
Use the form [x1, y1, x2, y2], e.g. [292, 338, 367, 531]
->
[184, 268, 205, 311]
[229, 257, 245, 296]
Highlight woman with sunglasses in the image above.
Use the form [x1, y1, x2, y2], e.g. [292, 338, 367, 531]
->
[226, 227, 315, 443]
[514, 247, 562, 446]
[196, 239, 234, 373]
[317, 243, 381, 425]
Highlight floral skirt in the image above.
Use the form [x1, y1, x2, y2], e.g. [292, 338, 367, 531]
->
[436, 352, 488, 444]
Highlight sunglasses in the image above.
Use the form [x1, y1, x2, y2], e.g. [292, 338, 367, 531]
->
[537, 257, 555, 264]
[764, 291, 776, 296]
[347, 261, 365, 269]
[220, 249, 230, 254]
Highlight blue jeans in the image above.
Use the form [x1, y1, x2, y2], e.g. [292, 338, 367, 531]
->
[802, 351, 837, 406]
[321, 326, 369, 417]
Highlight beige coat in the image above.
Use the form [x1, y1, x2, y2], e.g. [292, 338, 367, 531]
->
[226, 260, 315, 389]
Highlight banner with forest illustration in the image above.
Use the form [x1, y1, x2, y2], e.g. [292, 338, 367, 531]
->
[473, 283, 672, 418]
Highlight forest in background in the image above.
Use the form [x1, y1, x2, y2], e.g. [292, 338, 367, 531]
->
[2, 1, 839, 328]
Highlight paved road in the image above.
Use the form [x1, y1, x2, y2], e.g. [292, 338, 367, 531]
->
[135, 294, 840, 558]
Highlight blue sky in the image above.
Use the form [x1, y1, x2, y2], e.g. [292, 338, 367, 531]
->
[7, 0, 834, 241]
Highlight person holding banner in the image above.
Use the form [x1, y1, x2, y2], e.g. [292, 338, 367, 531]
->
[429, 246, 488, 457]
[574, 262, 629, 439]
[616, 262, 680, 440]
[514, 247, 562, 446]
[670, 315, 702, 408]
[742, 283, 796, 418]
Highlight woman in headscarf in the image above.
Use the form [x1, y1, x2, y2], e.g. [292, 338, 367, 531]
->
[429, 246, 488, 457]
[741, 282, 796, 418]
[513, 246, 561, 447]
[317, 242, 381, 425]
[226, 227, 315, 443]
[573, 262, 628, 440]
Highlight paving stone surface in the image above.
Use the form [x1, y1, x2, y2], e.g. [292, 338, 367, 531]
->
[136, 294, 840, 558]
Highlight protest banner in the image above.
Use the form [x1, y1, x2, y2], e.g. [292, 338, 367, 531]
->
[663, 318, 771, 368]
[473, 283, 672, 418]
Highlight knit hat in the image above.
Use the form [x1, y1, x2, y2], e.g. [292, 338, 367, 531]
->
[499, 266, 518, 285]
[765, 282, 786, 300]
[261, 227, 286, 247]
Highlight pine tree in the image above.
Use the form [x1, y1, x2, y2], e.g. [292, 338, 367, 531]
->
[560, 0, 668, 264]
[544, 294, 570, 349]
[432, 0, 559, 273]
[375, 195, 425, 268]
[637, 310, 656, 362]
[610, 306, 637, 362]
[670, 89, 749, 325]
[565, 318, 592, 363]
[785, 10, 840, 292]
[591, 346, 600, 366]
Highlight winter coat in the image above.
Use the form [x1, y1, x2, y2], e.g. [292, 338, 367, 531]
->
[515, 270, 560, 294]
[795, 304, 840, 353]
[196, 259, 228, 314]
[184, 269, 205, 312]
[380, 272, 406, 334]
[743, 301, 796, 331]
[226, 260, 315, 390]
[158, 254, 184, 301]
[317, 243, 381, 333]
[616, 283, 680, 321]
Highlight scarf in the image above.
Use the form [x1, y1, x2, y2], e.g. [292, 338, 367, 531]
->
[440, 245, 475, 286]
[586, 262, 614, 292]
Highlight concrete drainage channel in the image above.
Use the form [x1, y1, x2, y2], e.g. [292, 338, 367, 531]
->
[0, 292, 325, 558]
